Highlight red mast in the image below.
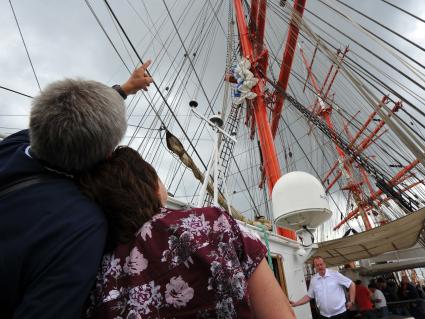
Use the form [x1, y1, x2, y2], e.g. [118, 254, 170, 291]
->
[233, 0, 306, 239]
[233, 0, 280, 192]
[299, 46, 373, 230]
[270, 0, 307, 138]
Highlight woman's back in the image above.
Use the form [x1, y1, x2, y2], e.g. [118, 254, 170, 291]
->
[86, 206, 267, 319]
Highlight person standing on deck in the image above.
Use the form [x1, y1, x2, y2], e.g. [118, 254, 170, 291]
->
[355, 280, 376, 319]
[0, 61, 153, 319]
[369, 283, 388, 318]
[290, 256, 356, 319]
[399, 275, 425, 319]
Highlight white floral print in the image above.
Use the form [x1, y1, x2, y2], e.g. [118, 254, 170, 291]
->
[165, 276, 194, 308]
[213, 214, 232, 233]
[180, 213, 211, 236]
[103, 289, 121, 303]
[128, 281, 162, 315]
[216, 297, 236, 319]
[238, 224, 261, 241]
[123, 247, 148, 275]
[126, 310, 141, 319]
[152, 212, 166, 221]
[161, 232, 192, 267]
[137, 221, 153, 241]
[103, 256, 122, 281]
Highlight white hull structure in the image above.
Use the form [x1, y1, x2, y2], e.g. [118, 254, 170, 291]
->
[245, 224, 314, 319]
[364, 245, 425, 277]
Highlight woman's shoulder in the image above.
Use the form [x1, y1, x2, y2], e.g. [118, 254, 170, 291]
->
[153, 206, 232, 226]
[130, 206, 231, 244]
[154, 206, 263, 241]
[160, 205, 228, 217]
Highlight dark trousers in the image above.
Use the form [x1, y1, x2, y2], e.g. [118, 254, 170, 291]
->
[360, 310, 377, 319]
[319, 311, 348, 319]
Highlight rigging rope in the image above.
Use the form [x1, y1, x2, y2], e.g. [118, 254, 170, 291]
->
[299, 2, 425, 93]
[0, 86, 33, 99]
[335, 0, 425, 54]
[378, 0, 425, 25]
[9, 0, 41, 91]
[162, 0, 215, 113]
[267, 0, 425, 153]
[263, 72, 417, 211]
[264, 5, 425, 220]
[291, 3, 425, 171]
[84, 0, 131, 74]
[260, 225, 275, 272]
[103, 0, 208, 170]
[270, 0, 425, 125]
[323, 0, 425, 82]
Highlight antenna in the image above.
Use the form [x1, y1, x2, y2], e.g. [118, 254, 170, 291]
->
[189, 103, 236, 207]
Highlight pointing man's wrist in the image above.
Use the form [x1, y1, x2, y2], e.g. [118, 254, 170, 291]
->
[112, 84, 127, 100]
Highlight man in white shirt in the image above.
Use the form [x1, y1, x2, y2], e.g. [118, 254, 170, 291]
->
[369, 284, 389, 318]
[290, 256, 356, 318]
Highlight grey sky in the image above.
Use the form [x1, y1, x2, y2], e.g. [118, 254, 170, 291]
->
[2, 0, 423, 129]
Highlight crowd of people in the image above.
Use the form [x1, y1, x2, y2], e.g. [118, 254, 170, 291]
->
[351, 275, 425, 319]
[290, 256, 425, 319]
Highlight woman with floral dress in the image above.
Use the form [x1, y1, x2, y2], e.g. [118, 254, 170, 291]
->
[78, 146, 295, 319]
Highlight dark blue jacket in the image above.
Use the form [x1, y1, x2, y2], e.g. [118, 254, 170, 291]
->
[0, 130, 107, 319]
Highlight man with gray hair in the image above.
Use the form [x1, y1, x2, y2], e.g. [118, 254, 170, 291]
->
[0, 61, 152, 319]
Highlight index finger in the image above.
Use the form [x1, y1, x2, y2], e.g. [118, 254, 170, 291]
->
[141, 59, 152, 71]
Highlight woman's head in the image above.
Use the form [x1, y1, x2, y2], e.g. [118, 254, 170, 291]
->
[78, 146, 166, 245]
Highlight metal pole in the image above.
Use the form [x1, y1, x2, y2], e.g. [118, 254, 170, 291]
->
[233, 0, 281, 191]
[213, 129, 219, 206]
[270, 0, 307, 138]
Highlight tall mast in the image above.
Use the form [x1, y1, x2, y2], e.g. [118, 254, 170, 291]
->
[233, 0, 280, 192]
[233, 0, 307, 239]
[270, 0, 307, 138]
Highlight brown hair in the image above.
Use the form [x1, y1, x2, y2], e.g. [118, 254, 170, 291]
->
[77, 146, 161, 245]
[312, 256, 325, 265]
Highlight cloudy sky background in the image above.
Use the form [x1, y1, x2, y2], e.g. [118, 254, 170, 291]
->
[2, 0, 424, 131]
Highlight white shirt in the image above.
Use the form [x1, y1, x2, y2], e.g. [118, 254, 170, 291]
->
[372, 289, 387, 308]
[307, 269, 353, 318]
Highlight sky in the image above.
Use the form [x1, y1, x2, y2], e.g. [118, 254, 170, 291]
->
[1, 0, 425, 236]
[1, 0, 424, 130]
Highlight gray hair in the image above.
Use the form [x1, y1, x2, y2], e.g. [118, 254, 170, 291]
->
[29, 79, 127, 172]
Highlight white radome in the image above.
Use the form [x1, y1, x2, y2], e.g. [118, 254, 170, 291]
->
[272, 171, 332, 230]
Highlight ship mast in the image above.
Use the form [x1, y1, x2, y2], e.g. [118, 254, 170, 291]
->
[296, 41, 421, 231]
[233, 0, 307, 238]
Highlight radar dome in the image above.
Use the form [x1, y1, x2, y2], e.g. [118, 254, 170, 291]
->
[272, 171, 331, 230]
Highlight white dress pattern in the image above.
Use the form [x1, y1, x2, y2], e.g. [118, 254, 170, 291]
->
[165, 276, 194, 308]
[123, 247, 148, 275]
[85, 207, 266, 319]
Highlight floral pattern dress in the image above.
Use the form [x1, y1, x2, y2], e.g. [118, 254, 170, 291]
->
[85, 206, 267, 319]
